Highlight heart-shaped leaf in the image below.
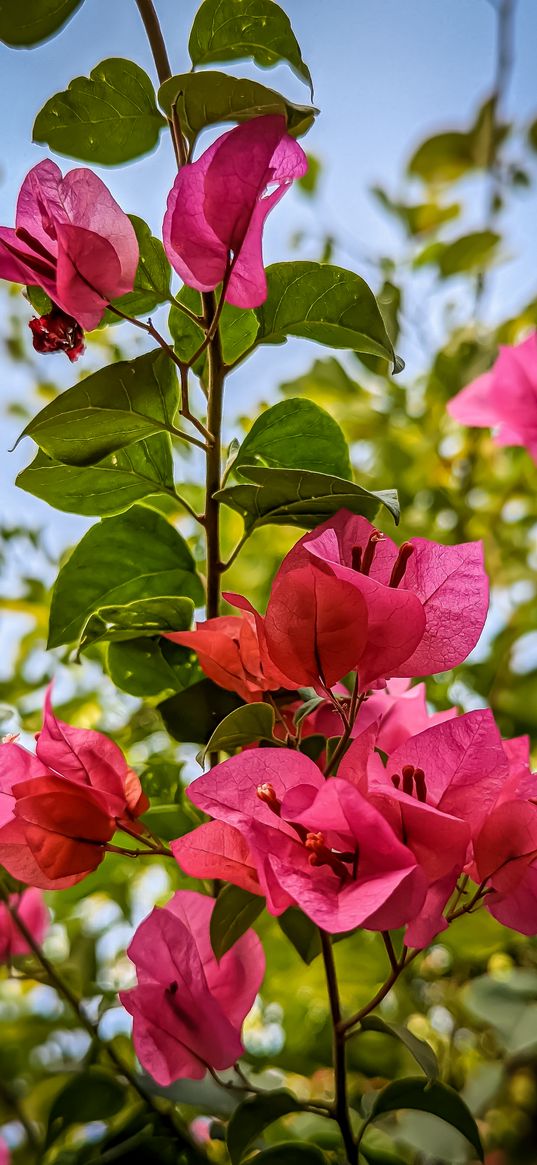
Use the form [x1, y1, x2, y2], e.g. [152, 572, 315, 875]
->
[159, 71, 316, 148]
[189, 0, 312, 94]
[234, 398, 352, 479]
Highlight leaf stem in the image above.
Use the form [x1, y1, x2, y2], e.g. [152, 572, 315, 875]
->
[323, 681, 364, 777]
[319, 930, 357, 1164]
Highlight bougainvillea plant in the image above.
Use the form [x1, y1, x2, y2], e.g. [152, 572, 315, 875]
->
[1, 1, 536, 1163]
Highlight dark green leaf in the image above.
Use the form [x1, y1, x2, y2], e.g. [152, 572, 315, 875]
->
[0, 0, 83, 46]
[141, 803, 199, 842]
[107, 637, 203, 698]
[210, 885, 264, 961]
[227, 1091, 305, 1164]
[360, 1016, 439, 1081]
[203, 702, 276, 760]
[159, 679, 242, 744]
[46, 1068, 125, 1146]
[245, 1145, 326, 1164]
[365, 1077, 483, 1161]
[234, 398, 352, 479]
[48, 506, 203, 649]
[189, 0, 312, 94]
[81, 595, 194, 650]
[158, 71, 316, 147]
[33, 58, 165, 164]
[20, 350, 178, 467]
[278, 908, 322, 964]
[254, 262, 400, 371]
[102, 215, 171, 322]
[16, 434, 174, 517]
[169, 289, 258, 367]
[216, 465, 399, 533]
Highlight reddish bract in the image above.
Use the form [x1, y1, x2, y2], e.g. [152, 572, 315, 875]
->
[165, 607, 295, 702]
[0, 888, 49, 962]
[448, 334, 537, 464]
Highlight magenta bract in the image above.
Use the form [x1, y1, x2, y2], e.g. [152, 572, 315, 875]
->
[448, 335, 537, 464]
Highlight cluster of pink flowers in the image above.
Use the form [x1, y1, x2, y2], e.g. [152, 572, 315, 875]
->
[0, 115, 306, 359]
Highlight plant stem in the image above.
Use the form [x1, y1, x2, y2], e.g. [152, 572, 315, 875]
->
[203, 291, 225, 619]
[324, 683, 364, 777]
[319, 930, 357, 1164]
[2, 894, 208, 1162]
[0, 1075, 40, 1158]
[134, 0, 187, 167]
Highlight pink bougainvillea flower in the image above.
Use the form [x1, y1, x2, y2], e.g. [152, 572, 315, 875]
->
[277, 510, 488, 687]
[172, 821, 262, 897]
[165, 607, 295, 703]
[447, 335, 537, 464]
[119, 890, 264, 1084]
[474, 800, 537, 934]
[0, 888, 49, 963]
[163, 114, 307, 308]
[175, 750, 426, 933]
[0, 1139, 9, 1165]
[0, 688, 149, 887]
[0, 160, 138, 333]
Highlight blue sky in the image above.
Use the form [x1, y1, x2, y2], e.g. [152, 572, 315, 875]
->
[1, 0, 537, 537]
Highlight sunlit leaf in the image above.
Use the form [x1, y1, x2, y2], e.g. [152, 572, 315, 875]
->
[189, 0, 313, 93]
[159, 71, 316, 147]
[234, 398, 352, 479]
[216, 465, 399, 533]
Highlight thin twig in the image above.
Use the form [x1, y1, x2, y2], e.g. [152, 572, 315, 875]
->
[320, 931, 357, 1164]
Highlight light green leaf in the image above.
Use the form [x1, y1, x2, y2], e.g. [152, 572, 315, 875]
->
[16, 434, 174, 517]
[436, 231, 501, 277]
[360, 1016, 439, 1081]
[234, 398, 352, 479]
[158, 71, 316, 147]
[189, 0, 312, 94]
[210, 885, 264, 961]
[216, 465, 399, 533]
[408, 96, 509, 184]
[363, 1077, 483, 1161]
[20, 350, 178, 467]
[80, 595, 195, 650]
[0, 0, 83, 46]
[227, 1091, 305, 1164]
[203, 702, 277, 760]
[101, 215, 171, 323]
[254, 262, 400, 371]
[33, 58, 165, 164]
[48, 506, 203, 649]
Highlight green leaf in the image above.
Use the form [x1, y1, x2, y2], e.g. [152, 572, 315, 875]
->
[33, 58, 165, 164]
[364, 1077, 483, 1161]
[203, 702, 276, 760]
[20, 350, 178, 467]
[278, 908, 322, 964]
[16, 434, 174, 517]
[216, 465, 399, 534]
[159, 679, 242, 744]
[435, 231, 501, 277]
[245, 1146, 326, 1164]
[48, 506, 203, 650]
[210, 885, 264, 961]
[371, 186, 460, 237]
[234, 399, 352, 479]
[360, 1016, 439, 1081]
[80, 595, 195, 650]
[254, 262, 400, 371]
[189, 0, 312, 94]
[408, 96, 509, 184]
[101, 215, 171, 322]
[107, 636, 202, 699]
[169, 289, 258, 368]
[46, 1068, 125, 1146]
[141, 803, 199, 842]
[227, 1091, 305, 1164]
[158, 71, 316, 148]
[0, 0, 83, 46]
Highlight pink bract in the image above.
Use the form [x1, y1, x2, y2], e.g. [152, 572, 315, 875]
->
[279, 510, 488, 686]
[119, 890, 264, 1084]
[447, 335, 537, 464]
[175, 750, 426, 933]
[0, 888, 49, 962]
[0, 160, 138, 330]
[163, 115, 307, 308]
